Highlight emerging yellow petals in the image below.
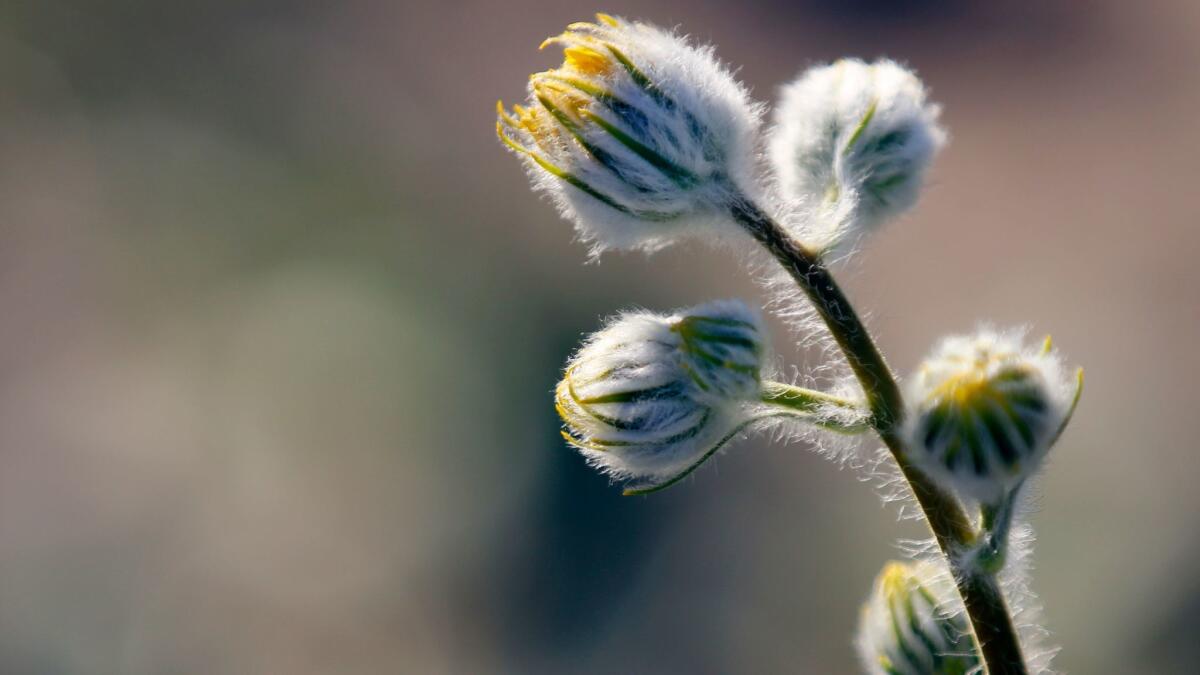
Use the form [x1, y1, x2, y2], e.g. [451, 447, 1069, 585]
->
[878, 561, 911, 599]
[905, 329, 1080, 503]
[533, 80, 590, 122]
[564, 46, 612, 77]
[856, 561, 981, 675]
[497, 98, 557, 149]
[929, 365, 1015, 408]
[495, 13, 763, 252]
[512, 104, 541, 135]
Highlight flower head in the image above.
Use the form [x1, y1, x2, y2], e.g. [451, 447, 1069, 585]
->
[905, 329, 1081, 503]
[556, 300, 767, 490]
[856, 561, 981, 675]
[769, 58, 945, 254]
[497, 14, 762, 253]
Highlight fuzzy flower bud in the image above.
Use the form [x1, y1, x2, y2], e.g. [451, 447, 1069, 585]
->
[857, 561, 981, 675]
[556, 300, 767, 489]
[497, 14, 762, 253]
[904, 329, 1082, 503]
[769, 58, 945, 254]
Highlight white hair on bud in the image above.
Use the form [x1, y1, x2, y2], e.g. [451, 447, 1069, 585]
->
[497, 15, 1076, 674]
[903, 326, 1078, 504]
[768, 58, 946, 256]
[856, 559, 981, 675]
[884, 487, 1059, 675]
[498, 15, 765, 256]
[556, 299, 768, 484]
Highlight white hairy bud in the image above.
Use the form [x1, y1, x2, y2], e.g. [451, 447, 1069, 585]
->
[497, 14, 762, 253]
[856, 561, 981, 675]
[556, 300, 767, 489]
[904, 329, 1082, 503]
[769, 58, 945, 254]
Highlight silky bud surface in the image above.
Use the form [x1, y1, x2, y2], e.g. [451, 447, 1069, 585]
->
[856, 561, 981, 675]
[556, 300, 766, 484]
[905, 329, 1079, 503]
[769, 58, 945, 254]
[498, 14, 762, 253]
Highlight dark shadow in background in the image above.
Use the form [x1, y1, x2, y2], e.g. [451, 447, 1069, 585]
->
[489, 315, 686, 668]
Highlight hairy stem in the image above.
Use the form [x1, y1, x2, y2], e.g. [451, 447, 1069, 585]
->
[760, 381, 864, 412]
[730, 198, 1029, 675]
[760, 381, 872, 433]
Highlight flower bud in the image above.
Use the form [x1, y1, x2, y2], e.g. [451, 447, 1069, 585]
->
[904, 329, 1081, 503]
[556, 300, 767, 488]
[856, 561, 980, 675]
[497, 14, 762, 253]
[768, 59, 945, 254]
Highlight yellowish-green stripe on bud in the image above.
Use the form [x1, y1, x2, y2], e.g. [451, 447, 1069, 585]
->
[857, 561, 981, 675]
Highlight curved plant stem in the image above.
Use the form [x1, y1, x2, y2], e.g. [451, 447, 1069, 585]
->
[729, 197, 1029, 675]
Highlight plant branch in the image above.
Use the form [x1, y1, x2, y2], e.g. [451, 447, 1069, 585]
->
[729, 197, 1029, 675]
[760, 381, 871, 434]
[760, 381, 863, 412]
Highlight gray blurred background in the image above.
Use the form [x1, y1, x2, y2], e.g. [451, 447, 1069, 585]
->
[1, 0, 1197, 673]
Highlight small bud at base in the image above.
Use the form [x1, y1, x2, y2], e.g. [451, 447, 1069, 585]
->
[856, 561, 981, 675]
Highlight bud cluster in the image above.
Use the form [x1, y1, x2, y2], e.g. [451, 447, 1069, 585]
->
[498, 16, 1083, 675]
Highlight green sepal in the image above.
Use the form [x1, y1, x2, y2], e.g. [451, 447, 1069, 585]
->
[1050, 367, 1084, 446]
[842, 98, 879, 156]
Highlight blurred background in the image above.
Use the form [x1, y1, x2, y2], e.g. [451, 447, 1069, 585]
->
[1, 0, 1197, 673]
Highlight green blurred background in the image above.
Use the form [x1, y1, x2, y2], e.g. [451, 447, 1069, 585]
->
[1, 1, 1197, 673]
